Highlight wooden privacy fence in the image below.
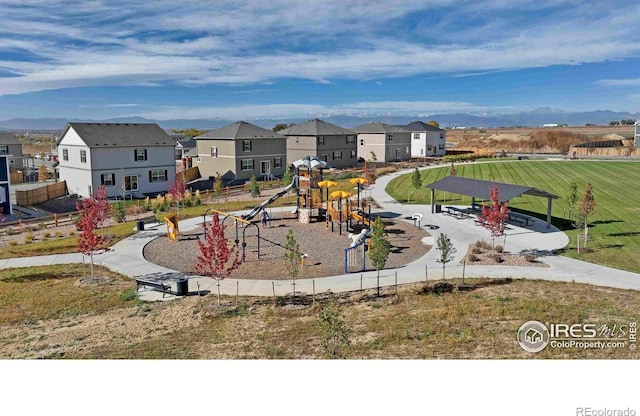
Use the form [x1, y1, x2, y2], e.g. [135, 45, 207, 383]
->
[177, 166, 200, 183]
[10, 170, 23, 183]
[568, 147, 640, 157]
[15, 181, 68, 206]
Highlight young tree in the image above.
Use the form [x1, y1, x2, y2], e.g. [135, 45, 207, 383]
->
[449, 163, 456, 176]
[410, 167, 422, 202]
[435, 233, 457, 279]
[477, 186, 510, 247]
[195, 213, 242, 305]
[283, 229, 302, 300]
[248, 175, 260, 197]
[76, 196, 105, 280]
[113, 202, 126, 223]
[168, 177, 186, 214]
[579, 182, 596, 246]
[565, 181, 578, 223]
[282, 164, 294, 186]
[212, 173, 223, 200]
[368, 217, 391, 297]
[37, 164, 48, 182]
[318, 293, 351, 358]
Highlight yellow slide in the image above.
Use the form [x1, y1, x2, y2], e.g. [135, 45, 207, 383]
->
[350, 211, 370, 227]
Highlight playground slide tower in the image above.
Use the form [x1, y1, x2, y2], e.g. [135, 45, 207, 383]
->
[242, 175, 298, 221]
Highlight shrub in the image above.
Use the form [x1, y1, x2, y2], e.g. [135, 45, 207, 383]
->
[43, 231, 51, 239]
[495, 245, 504, 253]
[55, 231, 63, 238]
[471, 246, 482, 255]
[24, 233, 34, 243]
[524, 253, 536, 262]
[38, 222, 46, 230]
[8, 240, 18, 246]
[492, 254, 504, 263]
[126, 204, 142, 217]
[5, 227, 14, 236]
[68, 230, 75, 237]
[468, 253, 479, 262]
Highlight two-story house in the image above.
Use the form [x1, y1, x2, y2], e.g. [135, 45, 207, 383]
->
[56, 123, 176, 198]
[0, 132, 25, 169]
[194, 121, 287, 183]
[399, 121, 447, 157]
[352, 122, 412, 162]
[280, 119, 357, 169]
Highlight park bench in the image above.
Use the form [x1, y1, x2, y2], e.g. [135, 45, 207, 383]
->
[135, 278, 172, 297]
[507, 212, 534, 227]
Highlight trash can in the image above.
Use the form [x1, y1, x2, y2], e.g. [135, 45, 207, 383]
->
[176, 278, 188, 296]
[435, 204, 442, 213]
[136, 219, 145, 231]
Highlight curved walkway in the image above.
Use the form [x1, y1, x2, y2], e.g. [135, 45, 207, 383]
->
[2, 163, 639, 300]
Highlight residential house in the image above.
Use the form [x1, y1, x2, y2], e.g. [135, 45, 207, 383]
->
[352, 122, 412, 162]
[0, 132, 25, 169]
[194, 121, 286, 183]
[280, 119, 357, 168]
[56, 123, 176, 198]
[399, 121, 447, 157]
[174, 136, 197, 161]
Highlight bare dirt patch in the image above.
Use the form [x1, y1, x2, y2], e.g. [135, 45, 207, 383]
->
[461, 242, 549, 267]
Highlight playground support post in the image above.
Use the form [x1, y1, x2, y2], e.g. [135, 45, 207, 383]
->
[462, 261, 466, 284]
[272, 281, 276, 305]
[312, 279, 315, 305]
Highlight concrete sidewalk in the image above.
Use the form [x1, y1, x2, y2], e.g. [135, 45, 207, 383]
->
[3, 164, 639, 300]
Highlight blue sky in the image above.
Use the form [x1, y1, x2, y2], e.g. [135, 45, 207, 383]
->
[1, 0, 640, 120]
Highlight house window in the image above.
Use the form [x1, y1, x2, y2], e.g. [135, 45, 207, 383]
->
[320, 154, 328, 162]
[360, 139, 364, 146]
[124, 175, 138, 191]
[274, 157, 283, 168]
[63, 149, 68, 161]
[333, 151, 342, 160]
[241, 159, 254, 171]
[350, 150, 356, 159]
[388, 134, 394, 142]
[420, 148, 424, 155]
[440, 133, 445, 139]
[439, 144, 445, 150]
[317, 137, 325, 146]
[346, 135, 355, 144]
[80, 150, 87, 163]
[413, 134, 420, 140]
[135, 148, 147, 161]
[243, 140, 252, 152]
[211, 147, 218, 157]
[0, 145, 8, 154]
[428, 145, 433, 151]
[405, 146, 409, 154]
[101, 173, 115, 186]
[260, 160, 271, 175]
[149, 169, 167, 182]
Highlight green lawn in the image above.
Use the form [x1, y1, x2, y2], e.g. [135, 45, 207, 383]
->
[386, 160, 640, 273]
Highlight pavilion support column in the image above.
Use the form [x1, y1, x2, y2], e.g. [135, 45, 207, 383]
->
[430, 188, 435, 213]
[546, 197, 552, 229]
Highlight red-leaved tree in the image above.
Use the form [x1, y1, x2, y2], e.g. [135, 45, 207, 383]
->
[477, 186, 510, 247]
[94, 184, 110, 234]
[195, 213, 242, 305]
[76, 195, 106, 279]
[168, 177, 186, 213]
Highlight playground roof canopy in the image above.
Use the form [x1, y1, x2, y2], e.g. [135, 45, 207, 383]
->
[293, 155, 328, 170]
[425, 176, 559, 202]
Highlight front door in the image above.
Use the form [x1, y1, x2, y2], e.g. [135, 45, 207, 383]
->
[260, 160, 271, 175]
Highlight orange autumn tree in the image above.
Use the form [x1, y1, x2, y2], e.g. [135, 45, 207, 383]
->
[195, 213, 242, 305]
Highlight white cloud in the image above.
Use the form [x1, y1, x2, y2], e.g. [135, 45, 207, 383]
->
[137, 100, 517, 120]
[0, 1, 639, 96]
[595, 78, 640, 87]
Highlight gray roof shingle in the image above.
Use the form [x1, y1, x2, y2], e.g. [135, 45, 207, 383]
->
[351, 122, 412, 134]
[0, 132, 21, 144]
[278, 119, 354, 136]
[196, 121, 285, 140]
[400, 121, 445, 132]
[57, 122, 174, 147]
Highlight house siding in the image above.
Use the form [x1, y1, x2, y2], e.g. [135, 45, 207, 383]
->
[196, 137, 286, 182]
[0, 143, 25, 169]
[286, 135, 356, 168]
[357, 132, 411, 162]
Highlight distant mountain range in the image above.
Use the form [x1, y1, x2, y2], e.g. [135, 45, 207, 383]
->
[1, 108, 638, 132]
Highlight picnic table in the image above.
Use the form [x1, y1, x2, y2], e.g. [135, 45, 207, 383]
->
[443, 206, 471, 220]
[507, 212, 534, 227]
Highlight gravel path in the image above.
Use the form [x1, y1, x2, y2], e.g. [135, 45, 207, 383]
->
[143, 214, 431, 280]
